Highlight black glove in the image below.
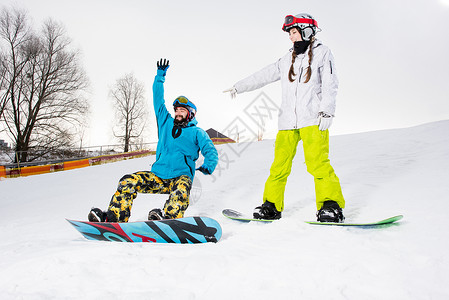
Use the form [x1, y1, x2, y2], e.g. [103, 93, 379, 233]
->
[196, 166, 211, 175]
[157, 58, 170, 71]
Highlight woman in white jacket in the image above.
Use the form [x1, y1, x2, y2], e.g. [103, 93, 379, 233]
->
[224, 13, 345, 222]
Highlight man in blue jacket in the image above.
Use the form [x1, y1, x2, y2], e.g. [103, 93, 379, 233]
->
[88, 59, 218, 222]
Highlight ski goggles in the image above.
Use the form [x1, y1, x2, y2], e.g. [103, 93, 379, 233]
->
[173, 96, 197, 111]
[282, 15, 318, 31]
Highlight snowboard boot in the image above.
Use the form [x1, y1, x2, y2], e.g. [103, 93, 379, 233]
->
[316, 201, 345, 223]
[148, 208, 166, 221]
[88, 207, 107, 222]
[253, 201, 282, 220]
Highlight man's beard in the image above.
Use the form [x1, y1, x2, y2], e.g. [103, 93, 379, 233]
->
[174, 115, 188, 126]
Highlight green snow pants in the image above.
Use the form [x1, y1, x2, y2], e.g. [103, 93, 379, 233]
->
[263, 126, 345, 211]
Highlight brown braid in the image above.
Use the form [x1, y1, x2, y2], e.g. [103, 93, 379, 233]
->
[304, 36, 315, 83]
[288, 51, 297, 82]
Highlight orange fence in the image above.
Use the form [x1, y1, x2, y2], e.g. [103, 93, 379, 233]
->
[0, 138, 233, 179]
[63, 159, 90, 171]
[19, 165, 52, 177]
[0, 149, 155, 179]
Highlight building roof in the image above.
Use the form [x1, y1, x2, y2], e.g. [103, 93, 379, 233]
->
[206, 128, 235, 144]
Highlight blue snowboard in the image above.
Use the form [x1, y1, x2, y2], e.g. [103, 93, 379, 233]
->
[67, 216, 222, 244]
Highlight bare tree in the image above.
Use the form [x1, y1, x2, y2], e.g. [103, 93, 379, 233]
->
[0, 8, 31, 122]
[0, 8, 89, 162]
[110, 73, 147, 152]
[0, 54, 9, 117]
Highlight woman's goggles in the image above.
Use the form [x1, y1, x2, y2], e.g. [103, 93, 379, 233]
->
[282, 15, 318, 31]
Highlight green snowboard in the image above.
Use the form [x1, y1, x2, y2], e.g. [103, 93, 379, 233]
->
[223, 209, 403, 227]
[305, 215, 403, 226]
[222, 209, 275, 223]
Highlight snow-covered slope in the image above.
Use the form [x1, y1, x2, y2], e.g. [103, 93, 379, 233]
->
[1, 120, 449, 299]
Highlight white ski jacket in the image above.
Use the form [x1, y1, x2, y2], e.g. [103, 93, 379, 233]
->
[234, 39, 338, 130]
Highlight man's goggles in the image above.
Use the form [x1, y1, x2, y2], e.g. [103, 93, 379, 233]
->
[173, 96, 197, 111]
[282, 15, 318, 31]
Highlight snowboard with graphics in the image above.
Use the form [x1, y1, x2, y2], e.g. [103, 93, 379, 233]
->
[67, 216, 222, 243]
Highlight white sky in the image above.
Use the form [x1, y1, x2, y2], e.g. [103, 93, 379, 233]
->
[2, 0, 449, 147]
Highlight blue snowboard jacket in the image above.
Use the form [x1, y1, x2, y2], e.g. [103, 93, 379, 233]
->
[151, 69, 218, 180]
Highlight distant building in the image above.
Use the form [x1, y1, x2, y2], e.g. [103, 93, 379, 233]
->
[0, 139, 9, 150]
[206, 129, 236, 145]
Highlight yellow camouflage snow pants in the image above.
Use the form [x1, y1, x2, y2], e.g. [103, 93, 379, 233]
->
[263, 126, 345, 211]
[107, 171, 192, 222]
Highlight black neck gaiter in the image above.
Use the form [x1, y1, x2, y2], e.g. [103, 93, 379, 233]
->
[172, 118, 188, 139]
[172, 125, 182, 139]
[293, 40, 310, 54]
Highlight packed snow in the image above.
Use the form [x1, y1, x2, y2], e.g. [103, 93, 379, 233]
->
[1, 120, 449, 299]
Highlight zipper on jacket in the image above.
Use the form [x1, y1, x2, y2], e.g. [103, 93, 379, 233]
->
[298, 67, 303, 83]
[184, 155, 194, 177]
[329, 60, 333, 74]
